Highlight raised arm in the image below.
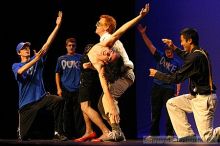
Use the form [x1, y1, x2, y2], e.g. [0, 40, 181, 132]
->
[39, 11, 62, 56]
[17, 49, 45, 74]
[104, 3, 150, 48]
[17, 11, 62, 75]
[137, 24, 156, 54]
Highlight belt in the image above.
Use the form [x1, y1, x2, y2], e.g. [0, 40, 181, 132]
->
[196, 91, 216, 95]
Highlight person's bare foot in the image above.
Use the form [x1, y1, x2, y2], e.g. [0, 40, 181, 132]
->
[91, 131, 110, 142]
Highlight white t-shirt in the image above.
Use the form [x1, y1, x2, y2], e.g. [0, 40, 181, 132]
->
[100, 32, 134, 69]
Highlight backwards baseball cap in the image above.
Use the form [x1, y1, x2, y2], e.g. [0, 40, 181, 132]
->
[16, 42, 31, 52]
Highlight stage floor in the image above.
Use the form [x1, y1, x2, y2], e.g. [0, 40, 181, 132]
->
[0, 139, 218, 146]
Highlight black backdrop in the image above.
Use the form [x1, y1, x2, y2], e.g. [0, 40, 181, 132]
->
[1, 0, 137, 139]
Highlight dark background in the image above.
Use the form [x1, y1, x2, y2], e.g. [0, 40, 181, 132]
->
[1, 0, 137, 139]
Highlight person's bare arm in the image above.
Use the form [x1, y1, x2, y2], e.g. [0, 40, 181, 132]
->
[104, 3, 150, 48]
[55, 73, 62, 96]
[17, 11, 62, 75]
[39, 11, 62, 56]
[17, 49, 45, 74]
[83, 62, 95, 69]
[137, 24, 156, 54]
[95, 64, 120, 123]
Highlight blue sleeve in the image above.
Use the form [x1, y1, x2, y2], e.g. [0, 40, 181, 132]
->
[12, 63, 27, 81]
[153, 50, 163, 62]
[55, 57, 61, 73]
[12, 63, 20, 80]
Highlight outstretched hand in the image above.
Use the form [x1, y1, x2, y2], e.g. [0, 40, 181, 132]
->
[139, 3, 150, 17]
[56, 11, 62, 26]
[149, 68, 157, 77]
[162, 39, 177, 50]
[137, 24, 147, 34]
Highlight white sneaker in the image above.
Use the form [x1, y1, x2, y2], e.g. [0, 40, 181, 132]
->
[102, 130, 126, 142]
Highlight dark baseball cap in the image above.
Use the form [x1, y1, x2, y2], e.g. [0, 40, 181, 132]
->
[16, 42, 31, 52]
[164, 44, 173, 51]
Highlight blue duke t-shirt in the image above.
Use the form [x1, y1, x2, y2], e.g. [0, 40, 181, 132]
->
[153, 50, 181, 89]
[55, 54, 82, 92]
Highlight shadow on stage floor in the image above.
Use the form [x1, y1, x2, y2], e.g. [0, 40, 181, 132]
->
[0, 139, 219, 146]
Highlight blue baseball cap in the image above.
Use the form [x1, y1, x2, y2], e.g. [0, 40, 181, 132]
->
[16, 42, 31, 52]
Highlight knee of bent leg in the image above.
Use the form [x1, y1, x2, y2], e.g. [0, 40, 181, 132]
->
[49, 94, 63, 103]
[80, 102, 89, 113]
[166, 98, 174, 110]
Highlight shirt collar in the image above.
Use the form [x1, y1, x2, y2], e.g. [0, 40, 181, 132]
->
[100, 32, 110, 42]
[191, 46, 200, 53]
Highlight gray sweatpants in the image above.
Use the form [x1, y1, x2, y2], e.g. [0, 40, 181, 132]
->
[166, 93, 220, 142]
[98, 69, 135, 120]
